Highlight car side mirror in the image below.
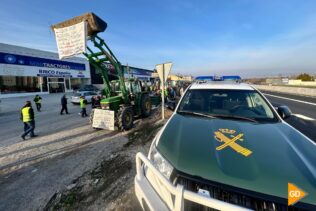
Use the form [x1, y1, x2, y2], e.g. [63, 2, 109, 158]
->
[277, 105, 292, 119]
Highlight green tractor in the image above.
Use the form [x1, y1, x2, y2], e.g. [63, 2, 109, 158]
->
[52, 13, 151, 130]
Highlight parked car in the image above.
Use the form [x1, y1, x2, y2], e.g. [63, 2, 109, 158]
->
[71, 91, 98, 104]
[134, 76, 316, 211]
[77, 85, 99, 92]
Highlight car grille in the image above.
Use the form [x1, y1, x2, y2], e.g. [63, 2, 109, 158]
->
[175, 175, 307, 211]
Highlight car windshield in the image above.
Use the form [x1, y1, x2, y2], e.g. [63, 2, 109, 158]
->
[73, 93, 81, 97]
[178, 89, 278, 123]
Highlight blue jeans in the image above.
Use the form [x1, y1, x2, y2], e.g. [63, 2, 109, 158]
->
[22, 120, 35, 137]
[81, 108, 87, 117]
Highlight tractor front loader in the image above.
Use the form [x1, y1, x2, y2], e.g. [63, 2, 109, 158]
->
[52, 13, 151, 130]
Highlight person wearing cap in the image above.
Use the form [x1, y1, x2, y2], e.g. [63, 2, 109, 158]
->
[80, 96, 88, 117]
[20, 101, 37, 140]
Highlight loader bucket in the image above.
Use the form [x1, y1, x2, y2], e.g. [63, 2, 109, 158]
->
[51, 12, 107, 37]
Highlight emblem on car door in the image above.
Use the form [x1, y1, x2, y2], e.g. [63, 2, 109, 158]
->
[214, 128, 252, 157]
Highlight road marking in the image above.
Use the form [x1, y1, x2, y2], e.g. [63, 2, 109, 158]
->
[293, 114, 315, 121]
[263, 93, 316, 106]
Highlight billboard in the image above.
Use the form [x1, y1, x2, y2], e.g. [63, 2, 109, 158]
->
[0, 52, 90, 78]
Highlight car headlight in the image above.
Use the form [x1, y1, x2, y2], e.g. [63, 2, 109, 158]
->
[149, 143, 174, 180]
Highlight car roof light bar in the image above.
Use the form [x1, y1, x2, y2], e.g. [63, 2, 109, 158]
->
[195, 75, 241, 82]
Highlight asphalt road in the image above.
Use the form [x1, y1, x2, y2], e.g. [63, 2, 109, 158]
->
[0, 93, 126, 211]
[262, 91, 316, 142]
[0, 93, 92, 147]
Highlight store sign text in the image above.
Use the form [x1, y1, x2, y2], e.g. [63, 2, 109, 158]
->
[37, 69, 72, 77]
[0, 52, 86, 71]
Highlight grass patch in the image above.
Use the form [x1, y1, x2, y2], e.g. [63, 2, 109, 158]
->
[50, 187, 83, 211]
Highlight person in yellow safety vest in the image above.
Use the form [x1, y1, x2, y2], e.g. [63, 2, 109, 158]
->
[33, 95, 42, 112]
[164, 88, 168, 101]
[20, 101, 37, 140]
[80, 96, 88, 117]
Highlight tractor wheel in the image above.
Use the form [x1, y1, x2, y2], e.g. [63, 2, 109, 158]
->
[141, 94, 152, 117]
[118, 106, 134, 131]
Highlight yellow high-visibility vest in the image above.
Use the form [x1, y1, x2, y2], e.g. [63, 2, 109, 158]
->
[22, 107, 31, 122]
[35, 97, 41, 103]
[80, 99, 86, 108]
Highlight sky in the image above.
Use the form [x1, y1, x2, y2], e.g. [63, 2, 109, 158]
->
[0, 0, 316, 77]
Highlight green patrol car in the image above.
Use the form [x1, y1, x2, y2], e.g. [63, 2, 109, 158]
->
[135, 76, 316, 211]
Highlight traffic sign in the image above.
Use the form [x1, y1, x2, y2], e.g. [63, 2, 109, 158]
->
[155, 62, 172, 120]
[156, 62, 172, 83]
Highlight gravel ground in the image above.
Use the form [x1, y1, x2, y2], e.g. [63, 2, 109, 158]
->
[0, 93, 173, 211]
[43, 107, 173, 211]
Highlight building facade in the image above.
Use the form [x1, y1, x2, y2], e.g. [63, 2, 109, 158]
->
[0, 43, 90, 97]
[90, 62, 153, 87]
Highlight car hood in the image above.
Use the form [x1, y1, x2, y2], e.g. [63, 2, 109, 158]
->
[156, 113, 316, 206]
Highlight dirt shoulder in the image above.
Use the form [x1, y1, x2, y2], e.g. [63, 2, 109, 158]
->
[44, 107, 172, 211]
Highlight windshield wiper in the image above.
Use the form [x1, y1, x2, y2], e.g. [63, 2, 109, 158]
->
[212, 114, 258, 123]
[177, 111, 216, 119]
[177, 111, 258, 123]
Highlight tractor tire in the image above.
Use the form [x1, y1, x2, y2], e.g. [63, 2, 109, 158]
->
[118, 106, 134, 131]
[141, 94, 152, 117]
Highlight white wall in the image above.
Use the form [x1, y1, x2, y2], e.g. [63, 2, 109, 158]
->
[288, 79, 316, 86]
[254, 85, 316, 97]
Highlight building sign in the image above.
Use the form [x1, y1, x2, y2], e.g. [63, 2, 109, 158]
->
[0, 64, 90, 78]
[0, 52, 90, 78]
[0, 52, 86, 70]
[53, 21, 87, 59]
[124, 66, 152, 76]
[37, 69, 72, 77]
[123, 66, 153, 81]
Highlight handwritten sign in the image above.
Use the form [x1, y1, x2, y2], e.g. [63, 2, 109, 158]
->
[92, 109, 115, 130]
[54, 21, 87, 59]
